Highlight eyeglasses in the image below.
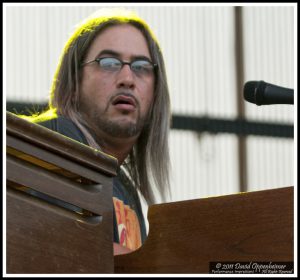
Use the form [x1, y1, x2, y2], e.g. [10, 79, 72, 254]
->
[81, 57, 157, 76]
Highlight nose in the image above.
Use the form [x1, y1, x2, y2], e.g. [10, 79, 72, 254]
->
[116, 64, 135, 90]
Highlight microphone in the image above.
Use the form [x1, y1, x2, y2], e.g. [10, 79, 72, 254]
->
[243, 80, 294, 105]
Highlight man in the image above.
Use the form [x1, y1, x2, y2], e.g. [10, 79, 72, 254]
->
[26, 8, 171, 255]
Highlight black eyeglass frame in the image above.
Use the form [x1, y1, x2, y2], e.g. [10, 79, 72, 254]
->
[81, 57, 158, 73]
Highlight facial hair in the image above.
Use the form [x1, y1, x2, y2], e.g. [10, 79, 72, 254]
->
[95, 108, 150, 138]
[80, 93, 151, 138]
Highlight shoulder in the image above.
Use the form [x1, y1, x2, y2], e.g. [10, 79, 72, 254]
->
[36, 116, 88, 145]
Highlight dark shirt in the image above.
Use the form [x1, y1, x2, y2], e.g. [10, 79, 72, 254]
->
[36, 116, 147, 248]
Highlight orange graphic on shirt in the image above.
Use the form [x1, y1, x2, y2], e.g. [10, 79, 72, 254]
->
[113, 197, 142, 251]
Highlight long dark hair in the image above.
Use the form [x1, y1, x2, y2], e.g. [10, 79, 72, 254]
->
[29, 8, 171, 205]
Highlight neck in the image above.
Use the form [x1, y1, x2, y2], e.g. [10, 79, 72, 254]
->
[90, 128, 138, 165]
[100, 136, 137, 165]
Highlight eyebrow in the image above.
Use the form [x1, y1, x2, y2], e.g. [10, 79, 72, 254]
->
[95, 49, 152, 62]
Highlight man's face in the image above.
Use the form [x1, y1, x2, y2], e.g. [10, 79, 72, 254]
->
[79, 24, 155, 138]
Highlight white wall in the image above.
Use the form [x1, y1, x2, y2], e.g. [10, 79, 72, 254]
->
[4, 4, 295, 205]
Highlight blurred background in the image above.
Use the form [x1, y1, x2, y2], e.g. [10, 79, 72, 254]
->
[5, 4, 295, 207]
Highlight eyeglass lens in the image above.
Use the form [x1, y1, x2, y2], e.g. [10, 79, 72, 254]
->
[98, 57, 154, 74]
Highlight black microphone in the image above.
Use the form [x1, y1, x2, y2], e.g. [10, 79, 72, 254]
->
[244, 80, 294, 105]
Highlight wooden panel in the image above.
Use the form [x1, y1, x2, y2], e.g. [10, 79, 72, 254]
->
[115, 187, 294, 273]
[6, 111, 118, 175]
[7, 155, 111, 219]
[7, 187, 112, 273]
[6, 112, 118, 273]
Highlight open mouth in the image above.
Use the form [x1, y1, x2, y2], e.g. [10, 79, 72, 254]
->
[112, 95, 137, 111]
[112, 95, 136, 107]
